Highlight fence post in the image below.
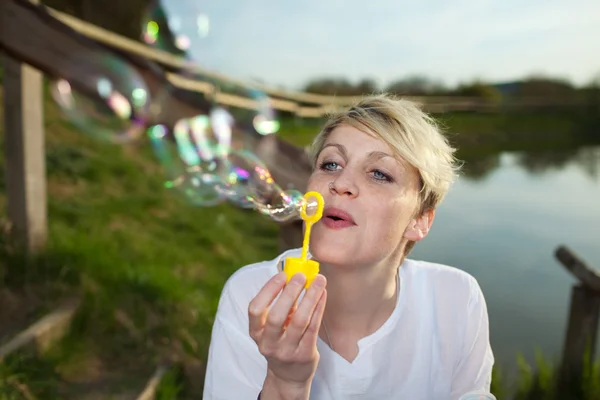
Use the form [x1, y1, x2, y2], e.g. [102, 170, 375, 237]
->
[2, 0, 48, 255]
[555, 246, 600, 393]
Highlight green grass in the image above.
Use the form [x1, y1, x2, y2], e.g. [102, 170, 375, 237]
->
[492, 350, 600, 400]
[0, 85, 599, 398]
[0, 87, 281, 398]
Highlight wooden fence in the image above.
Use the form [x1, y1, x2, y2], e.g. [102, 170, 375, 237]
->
[555, 246, 600, 393]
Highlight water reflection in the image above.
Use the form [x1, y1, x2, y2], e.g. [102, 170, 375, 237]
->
[461, 145, 600, 181]
[411, 143, 600, 375]
[572, 146, 600, 179]
[461, 155, 501, 181]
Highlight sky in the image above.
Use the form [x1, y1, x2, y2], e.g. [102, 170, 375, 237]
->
[161, 0, 600, 90]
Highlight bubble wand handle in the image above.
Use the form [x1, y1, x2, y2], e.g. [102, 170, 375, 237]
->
[301, 222, 312, 262]
[284, 191, 324, 288]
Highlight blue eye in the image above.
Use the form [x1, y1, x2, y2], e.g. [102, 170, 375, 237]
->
[373, 170, 393, 182]
[319, 161, 340, 171]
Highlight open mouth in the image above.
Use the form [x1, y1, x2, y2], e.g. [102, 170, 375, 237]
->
[322, 207, 356, 228]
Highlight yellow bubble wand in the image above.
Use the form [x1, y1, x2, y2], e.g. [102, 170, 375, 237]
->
[284, 191, 324, 288]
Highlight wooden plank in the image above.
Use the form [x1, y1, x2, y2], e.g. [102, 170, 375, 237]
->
[558, 284, 600, 392]
[2, 0, 47, 255]
[555, 245, 600, 292]
[0, 300, 79, 361]
[136, 363, 171, 400]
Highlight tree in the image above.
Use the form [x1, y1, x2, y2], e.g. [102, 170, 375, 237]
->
[354, 78, 379, 95]
[454, 81, 503, 104]
[385, 75, 446, 96]
[514, 75, 576, 98]
[303, 77, 377, 96]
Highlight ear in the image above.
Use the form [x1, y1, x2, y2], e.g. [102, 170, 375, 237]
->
[403, 208, 435, 242]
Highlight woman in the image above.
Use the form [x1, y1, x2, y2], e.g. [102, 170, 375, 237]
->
[203, 94, 494, 399]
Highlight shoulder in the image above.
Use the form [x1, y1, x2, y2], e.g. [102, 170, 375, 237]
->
[402, 258, 478, 285]
[401, 258, 485, 308]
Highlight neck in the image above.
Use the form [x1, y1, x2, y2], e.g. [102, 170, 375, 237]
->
[319, 255, 402, 336]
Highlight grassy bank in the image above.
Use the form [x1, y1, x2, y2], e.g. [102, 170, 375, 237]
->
[0, 90, 599, 398]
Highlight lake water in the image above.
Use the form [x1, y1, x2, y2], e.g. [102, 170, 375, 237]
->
[409, 144, 600, 373]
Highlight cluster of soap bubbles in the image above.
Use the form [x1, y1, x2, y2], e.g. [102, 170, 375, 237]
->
[49, 1, 315, 222]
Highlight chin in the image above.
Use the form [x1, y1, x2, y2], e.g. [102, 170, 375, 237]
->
[309, 240, 352, 266]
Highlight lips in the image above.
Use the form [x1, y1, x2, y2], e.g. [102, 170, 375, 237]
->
[322, 206, 356, 229]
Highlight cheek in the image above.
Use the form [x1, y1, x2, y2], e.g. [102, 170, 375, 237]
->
[306, 174, 328, 193]
[376, 198, 414, 237]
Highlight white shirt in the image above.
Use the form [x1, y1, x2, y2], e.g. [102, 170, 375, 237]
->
[203, 248, 494, 400]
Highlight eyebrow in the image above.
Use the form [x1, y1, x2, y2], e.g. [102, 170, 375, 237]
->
[321, 143, 394, 162]
[366, 151, 394, 162]
[321, 143, 348, 159]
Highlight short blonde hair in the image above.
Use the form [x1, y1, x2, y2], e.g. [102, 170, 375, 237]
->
[309, 93, 460, 213]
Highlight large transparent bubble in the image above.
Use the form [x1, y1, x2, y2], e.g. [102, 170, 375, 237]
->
[50, 58, 151, 144]
[147, 118, 315, 221]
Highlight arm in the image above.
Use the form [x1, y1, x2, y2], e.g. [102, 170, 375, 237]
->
[259, 370, 313, 400]
[203, 313, 310, 400]
[451, 277, 495, 400]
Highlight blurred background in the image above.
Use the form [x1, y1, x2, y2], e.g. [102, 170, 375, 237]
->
[1, 0, 599, 399]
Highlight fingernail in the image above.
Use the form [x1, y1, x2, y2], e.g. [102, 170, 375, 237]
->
[291, 273, 306, 285]
[274, 273, 287, 284]
[312, 275, 326, 288]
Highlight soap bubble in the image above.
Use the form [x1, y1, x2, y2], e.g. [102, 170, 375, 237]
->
[147, 121, 227, 207]
[147, 120, 318, 221]
[140, 1, 279, 136]
[212, 81, 280, 137]
[141, 1, 210, 65]
[50, 59, 151, 144]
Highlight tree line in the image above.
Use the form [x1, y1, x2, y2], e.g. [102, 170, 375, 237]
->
[302, 75, 600, 103]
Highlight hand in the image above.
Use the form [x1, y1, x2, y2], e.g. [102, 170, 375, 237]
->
[249, 272, 327, 394]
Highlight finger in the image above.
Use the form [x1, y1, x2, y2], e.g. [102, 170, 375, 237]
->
[298, 289, 327, 352]
[248, 272, 287, 338]
[262, 273, 307, 343]
[283, 301, 298, 330]
[283, 275, 327, 345]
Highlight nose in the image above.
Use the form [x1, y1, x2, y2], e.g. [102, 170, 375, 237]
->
[329, 170, 359, 198]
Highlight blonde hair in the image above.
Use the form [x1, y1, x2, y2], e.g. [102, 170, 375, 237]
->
[309, 93, 461, 215]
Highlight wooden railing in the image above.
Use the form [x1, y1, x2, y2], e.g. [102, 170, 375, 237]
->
[0, 0, 315, 253]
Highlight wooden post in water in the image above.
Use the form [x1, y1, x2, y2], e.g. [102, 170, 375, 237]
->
[555, 245, 600, 394]
[1, 0, 48, 255]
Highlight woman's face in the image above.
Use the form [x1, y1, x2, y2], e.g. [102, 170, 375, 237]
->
[307, 124, 433, 268]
